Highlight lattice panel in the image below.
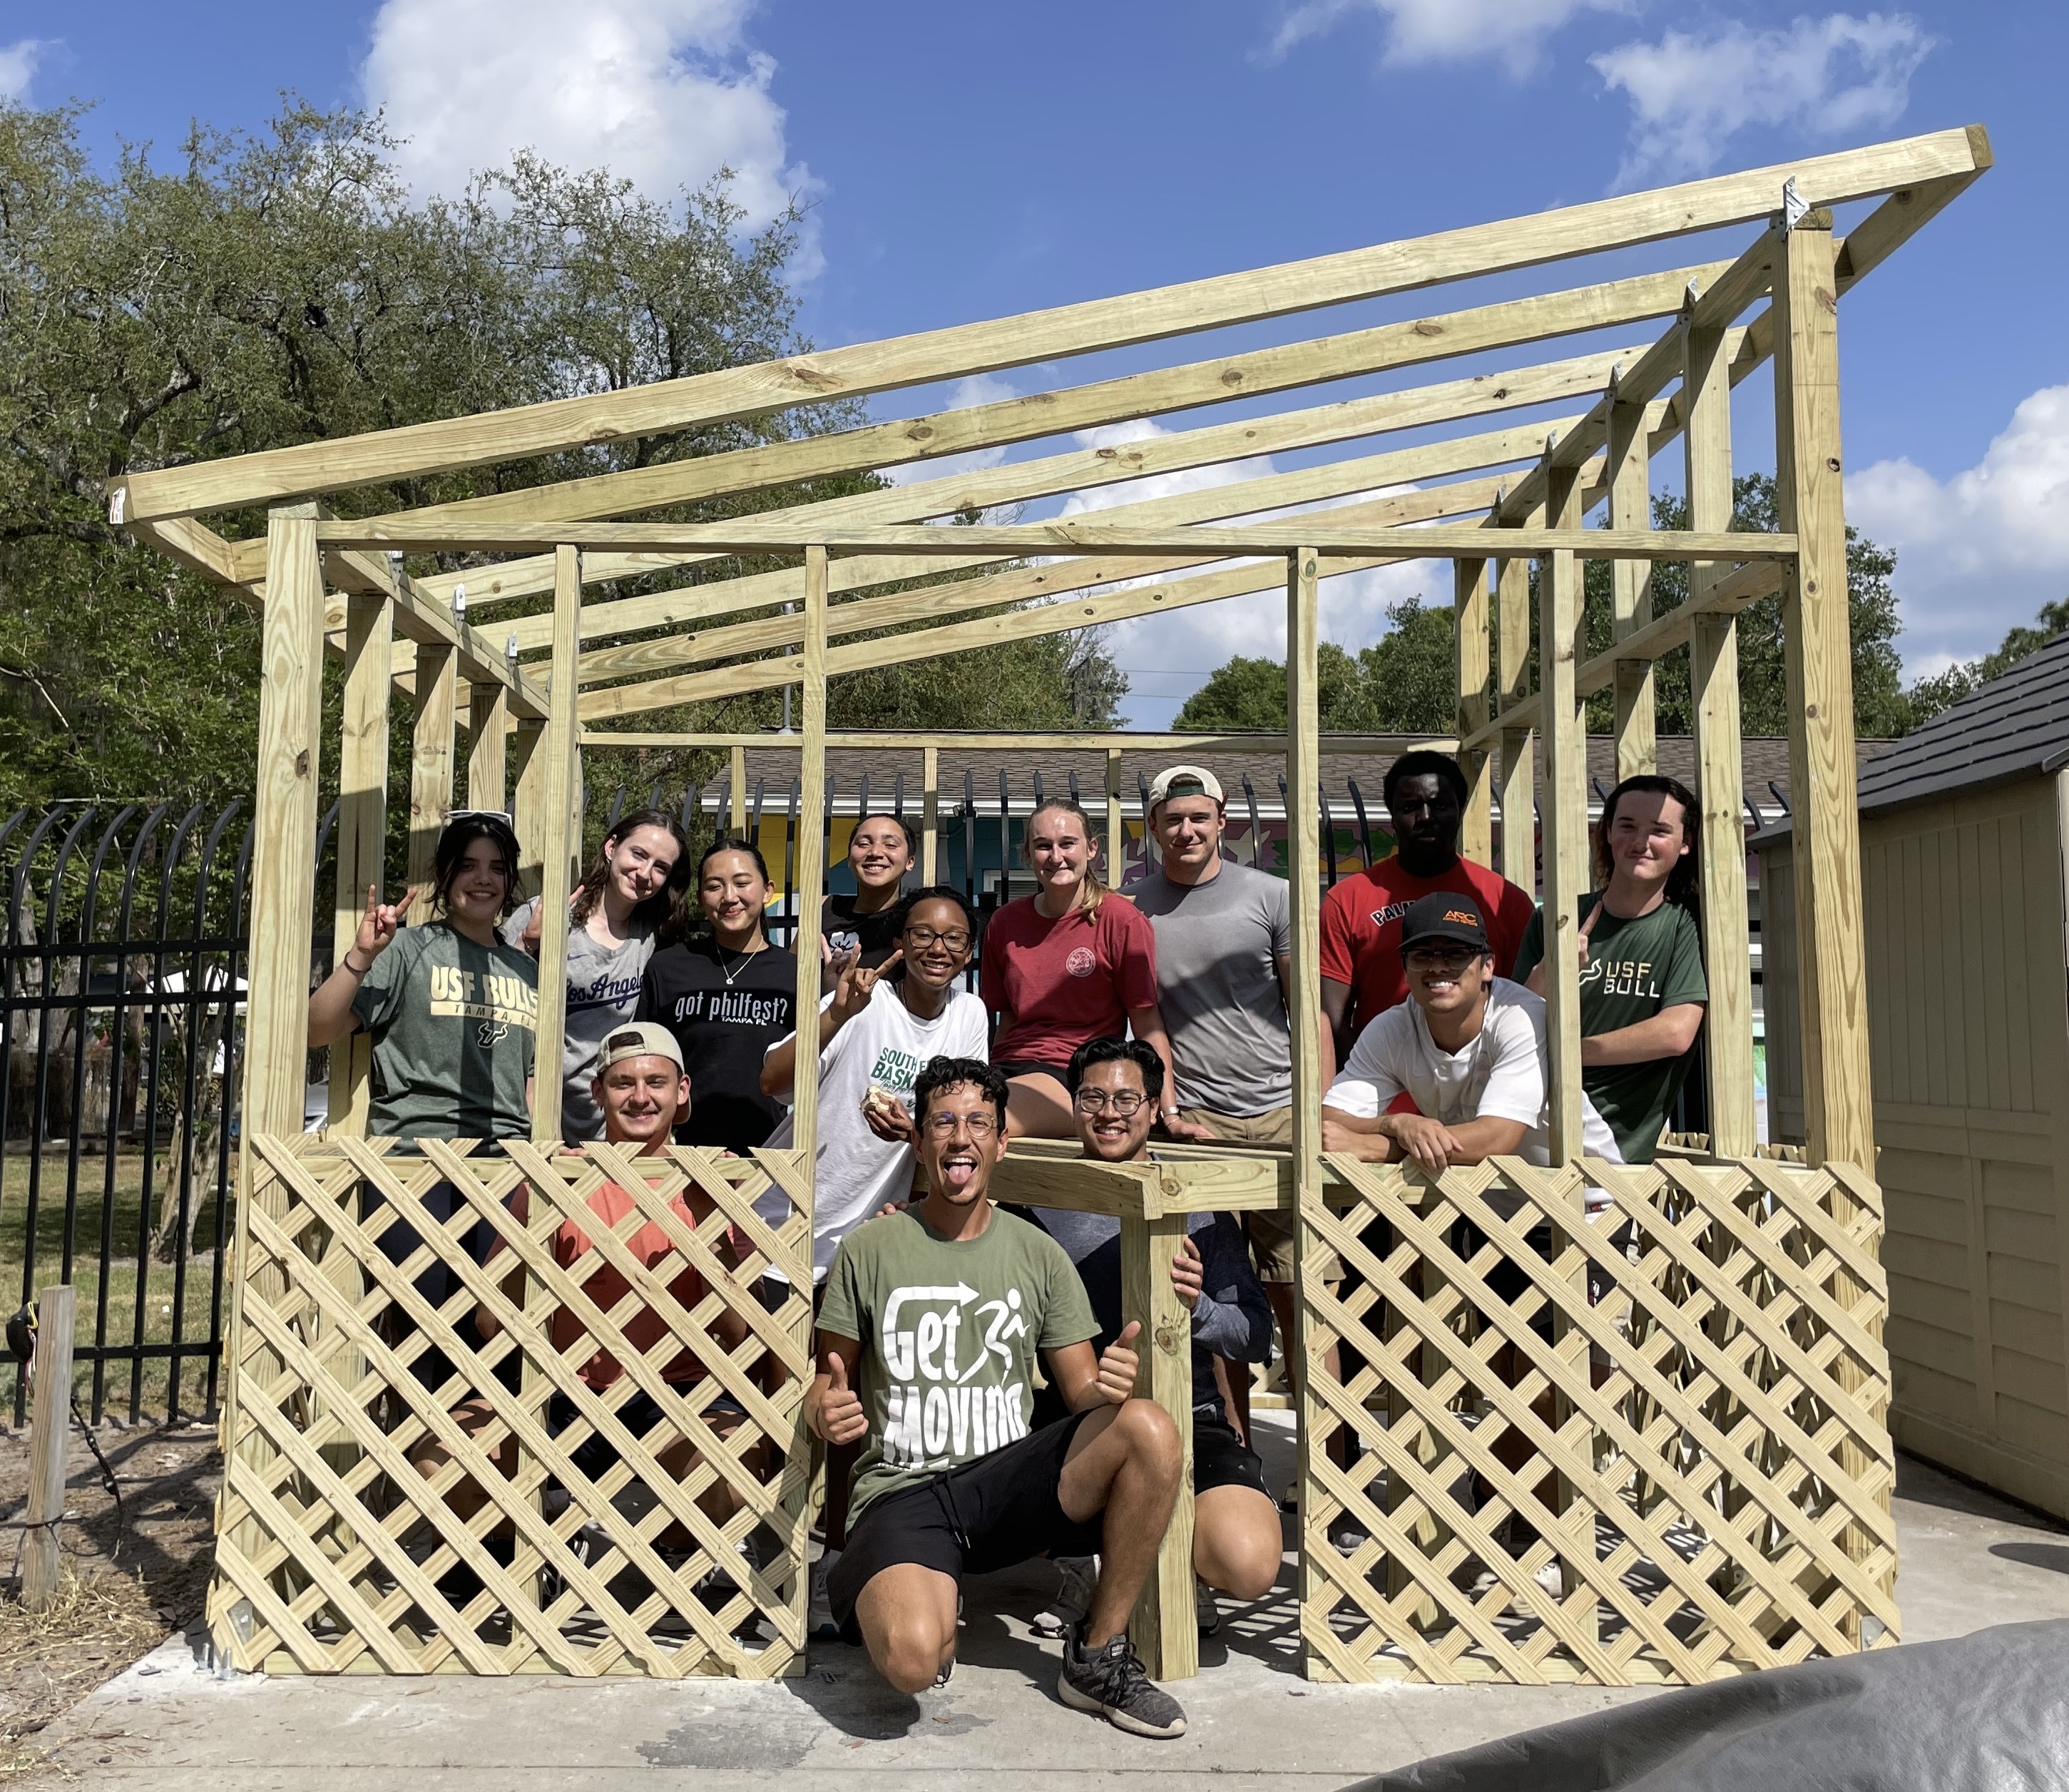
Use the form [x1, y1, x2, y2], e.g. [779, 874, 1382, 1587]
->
[1298, 1152, 1896, 1685]
[208, 1136, 814, 1676]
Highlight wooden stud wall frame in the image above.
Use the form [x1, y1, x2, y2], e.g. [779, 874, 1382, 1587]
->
[140, 128, 1990, 1684]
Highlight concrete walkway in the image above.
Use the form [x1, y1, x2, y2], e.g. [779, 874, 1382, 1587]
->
[38, 1419, 2069, 1790]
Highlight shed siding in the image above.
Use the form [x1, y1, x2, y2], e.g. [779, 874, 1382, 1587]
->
[1759, 775, 2069, 1516]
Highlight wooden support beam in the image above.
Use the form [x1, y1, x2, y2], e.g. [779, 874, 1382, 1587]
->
[1607, 393, 1657, 779]
[1455, 557, 1493, 865]
[729, 746, 748, 836]
[344, 262, 1727, 539]
[404, 642, 459, 926]
[1683, 309, 1757, 1160]
[1496, 533, 1536, 894]
[21, 1283, 76, 1610]
[1106, 747, 1125, 887]
[584, 729, 1458, 753]
[510, 719, 546, 903]
[1774, 217, 1874, 1174]
[790, 547, 831, 1162]
[469, 679, 509, 812]
[1284, 546, 1329, 1677]
[530, 547, 583, 1146]
[327, 585, 393, 1135]
[1125, 1204, 1197, 1681]
[921, 746, 940, 884]
[113, 128, 1985, 521]
[1537, 454, 1589, 1163]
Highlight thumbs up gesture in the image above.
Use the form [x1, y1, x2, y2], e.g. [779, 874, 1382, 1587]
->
[1575, 898, 1601, 974]
[1095, 1320, 1143, 1406]
[814, 1349, 868, 1445]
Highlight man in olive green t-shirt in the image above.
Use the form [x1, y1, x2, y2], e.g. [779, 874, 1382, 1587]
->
[1513, 774, 1709, 1163]
[809, 1057, 1189, 1739]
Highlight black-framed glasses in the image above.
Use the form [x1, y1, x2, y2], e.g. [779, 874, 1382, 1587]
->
[1404, 945, 1483, 973]
[1074, 1087, 1148, 1115]
[904, 926, 972, 952]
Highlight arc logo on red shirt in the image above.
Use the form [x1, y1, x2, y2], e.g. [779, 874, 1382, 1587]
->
[1064, 946, 1098, 978]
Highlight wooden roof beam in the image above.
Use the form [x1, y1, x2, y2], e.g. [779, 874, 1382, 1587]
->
[109, 127, 1986, 523]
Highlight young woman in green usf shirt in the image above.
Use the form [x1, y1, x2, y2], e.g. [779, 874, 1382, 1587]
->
[1511, 774, 1710, 1164]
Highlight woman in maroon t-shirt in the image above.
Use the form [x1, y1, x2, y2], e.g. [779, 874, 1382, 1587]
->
[980, 797, 1207, 1139]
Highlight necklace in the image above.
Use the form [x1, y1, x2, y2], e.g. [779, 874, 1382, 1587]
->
[714, 939, 763, 985]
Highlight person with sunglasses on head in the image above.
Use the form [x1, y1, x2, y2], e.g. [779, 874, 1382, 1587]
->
[505, 807, 692, 1142]
[1510, 774, 1708, 1166]
[822, 811, 918, 990]
[810, 1057, 1190, 1738]
[980, 795, 1205, 1142]
[1024, 1038, 1282, 1643]
[759, 888, 990, 1632]
[637, 839, 799, 1156]
[1317, 750, 1536, 1082]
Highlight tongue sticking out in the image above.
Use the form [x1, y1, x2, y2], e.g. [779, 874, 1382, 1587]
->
[941, 1157, 979, 1190]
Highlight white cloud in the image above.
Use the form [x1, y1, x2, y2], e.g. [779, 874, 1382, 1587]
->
[1591, 12, 1934, 184]
[1055, 419, 1277, 518]
[362, 0, 817, 270]
[1848, 384, 2069, 677]
[0, 38, 46, 102]
[883, 376, 1017, 488]
[1270, 0, 1632, 78]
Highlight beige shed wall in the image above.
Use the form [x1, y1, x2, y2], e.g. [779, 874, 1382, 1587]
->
[1759, 774, 2069, 1518]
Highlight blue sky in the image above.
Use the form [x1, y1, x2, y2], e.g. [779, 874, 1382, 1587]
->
[7, 1, 2064, 727]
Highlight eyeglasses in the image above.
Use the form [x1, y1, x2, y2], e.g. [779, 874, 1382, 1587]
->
[904, 927, 972, 952]
[1404, 946, 1483, 973]
[1073, 1087, 1148, 1115]
[923, 1110, 998, 1138]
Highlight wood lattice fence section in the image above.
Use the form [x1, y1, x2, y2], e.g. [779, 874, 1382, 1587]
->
[1299, 1152, 1896, 1684]
[208, 1136, 814, 1676]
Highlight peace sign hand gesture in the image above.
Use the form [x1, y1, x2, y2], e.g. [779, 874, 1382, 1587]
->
[1575, 899, 1601, 975]
[829, 947, 902, 1028]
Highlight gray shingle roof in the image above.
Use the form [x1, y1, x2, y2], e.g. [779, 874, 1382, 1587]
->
[1846, 632, 2069, 816]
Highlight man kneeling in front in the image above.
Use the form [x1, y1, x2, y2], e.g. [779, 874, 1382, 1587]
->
[809, 1056, 1189, 1738]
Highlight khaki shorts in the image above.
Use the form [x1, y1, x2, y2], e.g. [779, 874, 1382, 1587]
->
[1177, 1105, 1337, 1284]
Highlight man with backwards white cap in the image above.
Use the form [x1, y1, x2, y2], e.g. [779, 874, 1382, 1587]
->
[1123, 766, 1304, 1367]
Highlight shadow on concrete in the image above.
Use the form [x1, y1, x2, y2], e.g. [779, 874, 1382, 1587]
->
[1897, 1451, 2069, 1532]
[1988, 1541, 2069, 1577]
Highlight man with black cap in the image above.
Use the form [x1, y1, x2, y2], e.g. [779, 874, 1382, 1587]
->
[1320, 891, 1619, 1171]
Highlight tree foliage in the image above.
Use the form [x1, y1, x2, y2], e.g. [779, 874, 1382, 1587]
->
[1172, 596, 1456, 734]
[0, 101, 1125, 824]
[1902, 595, 2069, 725]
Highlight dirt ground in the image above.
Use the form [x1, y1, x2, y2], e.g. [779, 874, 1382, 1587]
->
[0, 1419, 220, 1779]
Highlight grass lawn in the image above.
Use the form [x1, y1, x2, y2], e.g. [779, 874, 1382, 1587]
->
[1, 1150, 230, 1424]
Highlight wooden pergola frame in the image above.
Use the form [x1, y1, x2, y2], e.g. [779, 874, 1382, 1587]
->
[138, 126, 1991, 1685]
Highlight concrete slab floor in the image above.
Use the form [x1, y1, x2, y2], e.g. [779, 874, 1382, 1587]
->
[36, 1416, 2069, 1791]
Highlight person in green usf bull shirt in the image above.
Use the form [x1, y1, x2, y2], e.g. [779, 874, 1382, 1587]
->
[1511, 774, 1708, 1163]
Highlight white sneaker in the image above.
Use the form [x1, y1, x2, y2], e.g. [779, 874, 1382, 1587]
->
[1032, 1554, 1098, 1639]
[809, 1550, 841, 1639]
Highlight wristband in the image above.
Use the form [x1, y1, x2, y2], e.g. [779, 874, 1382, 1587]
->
[342, 952, 369, 976]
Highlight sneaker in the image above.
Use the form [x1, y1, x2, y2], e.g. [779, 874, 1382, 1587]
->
[1195, 1579, 1220, 1637]
[933, 1656, 954, 1688]
[1058, 1622, 1187, 1739]
[809, 1551, 841, 1639]
[1031, 1554, 1098, 1639]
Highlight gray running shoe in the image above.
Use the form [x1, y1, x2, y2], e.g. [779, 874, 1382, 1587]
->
[1031, 1553, 1098, 1639]
[1058, 1623, 1187, 1739]
[808, 1552, 841, 1639]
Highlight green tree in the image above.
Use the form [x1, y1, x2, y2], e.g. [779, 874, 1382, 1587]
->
[1172, 644, 1366, 732]
[1903, 595, 2069, 726]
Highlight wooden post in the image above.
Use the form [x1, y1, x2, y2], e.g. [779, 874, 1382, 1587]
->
[729, 744, 749, 838]
[1455, 557, 1493, 865]
[1607, 394, 1657, 780]
[1774, 211, 1874, 1174]
[1285, 547, 1329, 1679]
[511, 719, 547, 903]
[921, 745, 940, 884]
[790, 546, 831, 1160]
[469, 680, 509, 812]
[404, 641, 459, 925]
[21, 1284, 77, 1610]
[327, 586, 392, 1135]
[1684, 304, 1757, 1159]
[1123, 1202, 1197, 1679]
[531, 545, 583, 1147]
[1105, 746, 1125, 887]
[1496, 538, 1537, 894]
[1538, 458, 1588, 1163]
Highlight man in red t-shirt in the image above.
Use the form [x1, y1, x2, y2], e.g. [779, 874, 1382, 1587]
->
[1318, 751, 1534, 1082]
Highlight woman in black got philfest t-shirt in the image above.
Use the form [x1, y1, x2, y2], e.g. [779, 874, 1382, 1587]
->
[638, 838, 799, 1154]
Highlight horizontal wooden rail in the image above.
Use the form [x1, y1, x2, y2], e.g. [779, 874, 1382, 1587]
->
[578, 729, 1457, 753]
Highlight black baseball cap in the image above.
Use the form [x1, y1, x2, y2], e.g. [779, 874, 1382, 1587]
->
[1399, 891, 1490, 954]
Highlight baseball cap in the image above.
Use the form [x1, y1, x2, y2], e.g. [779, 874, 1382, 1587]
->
[1147, 764, 1224, 810]
[596, 1023, 684, 1073]
[1398, 892, 1490, 955]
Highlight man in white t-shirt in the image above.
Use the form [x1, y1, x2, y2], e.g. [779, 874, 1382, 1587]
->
[758, 886, 989, 1629]
[1321, 891, 1620, 1182]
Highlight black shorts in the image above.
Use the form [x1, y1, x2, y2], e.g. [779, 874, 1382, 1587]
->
[827, 1411, 1104, 1644]
[1447, 1217, 1620, 1340]
[364, 1176, 516, 1401]
[1192, 1414, 1270, 1499]
[547, 1383, 748, 1480]
[993, 1058, 1067, 1084]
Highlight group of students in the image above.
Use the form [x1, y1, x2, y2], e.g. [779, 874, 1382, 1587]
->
[305, 747, 1708, 1741]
